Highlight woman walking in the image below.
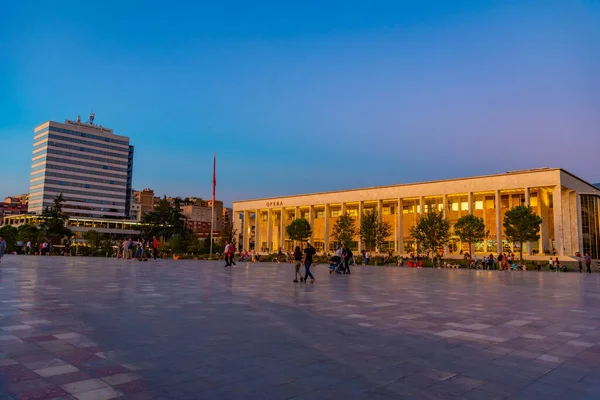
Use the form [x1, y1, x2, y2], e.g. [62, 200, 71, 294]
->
[293, 246, 303, 282]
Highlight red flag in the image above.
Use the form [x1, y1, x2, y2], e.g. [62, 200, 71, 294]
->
[212, 153, 216, 202]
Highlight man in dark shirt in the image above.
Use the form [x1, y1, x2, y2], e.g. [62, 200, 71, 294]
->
[303, 242, 316, 283]
[342, 243, 353, 274]
[585, 253, 592, 274]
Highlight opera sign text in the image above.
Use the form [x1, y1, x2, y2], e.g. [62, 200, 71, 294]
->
[266, 201, 283, 207]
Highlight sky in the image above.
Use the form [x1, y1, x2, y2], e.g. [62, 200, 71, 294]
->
[1, 1, 599, 207]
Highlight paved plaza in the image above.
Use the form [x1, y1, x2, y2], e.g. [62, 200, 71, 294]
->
[1, 257, 600, 399]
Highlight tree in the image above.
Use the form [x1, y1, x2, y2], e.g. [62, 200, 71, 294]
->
[454, 214, 488, 256]
[219, 219, 238, 251]
[17, 224, 42, 250]
[0, 225, 18, 252]
[409, 209, 451, 261]
[83, 230, 103, 252]
[140, 196, 187, 240]
[359, 209, 392, 252]
[286, 218, 312, 245]
[503, 205, 543, 261]
[39, 194, 72, 242]
[330, 213, 357, 247]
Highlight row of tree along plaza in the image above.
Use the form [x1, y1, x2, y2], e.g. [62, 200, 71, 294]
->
[233, 169, 600, 261]
[0, 195, 237, 258]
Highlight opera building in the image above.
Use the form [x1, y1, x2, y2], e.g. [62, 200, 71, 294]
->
[232, 168, 600, 259]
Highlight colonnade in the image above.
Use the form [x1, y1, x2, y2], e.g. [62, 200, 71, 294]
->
[235, 186, 585, 257]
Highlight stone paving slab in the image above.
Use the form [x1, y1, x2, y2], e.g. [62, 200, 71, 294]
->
[1, 255, 600, 399]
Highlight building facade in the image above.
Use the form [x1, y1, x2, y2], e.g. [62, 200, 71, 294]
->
[233, 169, 600, 259]
[0, 202, 29, 226]
[181, 200, 224, 238]
[3, 214, 142, 239]
[28, 117, 134, 219]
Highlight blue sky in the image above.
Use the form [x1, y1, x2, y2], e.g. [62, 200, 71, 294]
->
[1, 1, 599, 206]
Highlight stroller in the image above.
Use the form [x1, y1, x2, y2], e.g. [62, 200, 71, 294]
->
[329, 256, 346, 274]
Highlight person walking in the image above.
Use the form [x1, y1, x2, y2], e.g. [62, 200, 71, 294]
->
[16, 240, 23, 255]
[26, 241, 31, 255]
[293, 246, 303, 282]
[228, 242, 236, 267]
[537, 260, 542, 271]
[152, 236, 159, 260]
[555, 257, 560, 272]
[585, 253, 592, 274]
[579, 258, 583, 273]
[0, 235, 6, 264]
[303, 242, 316, 283]
[224, 242, 231, 267]
[342, 243, 353, 274]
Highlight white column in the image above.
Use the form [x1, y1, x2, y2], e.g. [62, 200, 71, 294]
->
[240, 211, 252, 251]
[468, 192, 473, 214]
[309, 205, 314, 245]
[377, 200, 383, 253]
[495, 190, 502, 255]
[576, 194, 583, 255]
[443, 194, 449, 256]
[280, 208, 285, 252]
[397, 198, 403, 255]
[293, 207, 299, 248]
[255, 209, 261, 253]
[419, 196, 424, 214]
[553, 186, 564, 256]
[524, 188, 531, 256]
[358, 201, 363, 252]
[539, 190, 549, 254]
[266, 208, 272, 253]
[324, 204, 330, 253]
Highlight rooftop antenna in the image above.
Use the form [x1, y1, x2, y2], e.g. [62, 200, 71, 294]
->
[88, 112, 95, 125]
[77, 115, 81, 123]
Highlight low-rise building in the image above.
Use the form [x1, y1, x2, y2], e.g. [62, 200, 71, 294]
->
[233, 168, 600, 258]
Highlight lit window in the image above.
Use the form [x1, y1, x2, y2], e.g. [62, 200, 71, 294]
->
[461, 202, 468, 211]
[452, 203, 458, 211]
[475, 201, 483, 210]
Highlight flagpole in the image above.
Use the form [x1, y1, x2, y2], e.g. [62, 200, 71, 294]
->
[210, 153, 216, 256]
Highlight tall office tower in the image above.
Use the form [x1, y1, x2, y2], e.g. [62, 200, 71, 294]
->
[28, 114, 134, 218]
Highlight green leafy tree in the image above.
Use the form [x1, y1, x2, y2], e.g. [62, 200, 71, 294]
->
[218, 219, 238, 251]
[503, 205, 543, 261]
[39, 194, 72, 242]
[83, 230, 103, 253]
[286, 218, 312, 245]
[168, 233, 201, 254]
[359, 209, 392, 251]
[100, 238, 116, 257]
[409, 210, 451, 261]
[0, 225, 18, 252]
[17, 224, 42, 250]
[330, 213, 357, 247]
[454, 214, 488, 256]
[140, 196, 187, 240]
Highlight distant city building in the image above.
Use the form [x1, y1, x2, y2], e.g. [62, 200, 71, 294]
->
[181, 200, 224, 238]
[28, 115, 134, 219]
[223, 207, 233, 226]
[0, 202, 29, 226]
[4, 194, 29, 205]
[134, 188, 155, 215]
